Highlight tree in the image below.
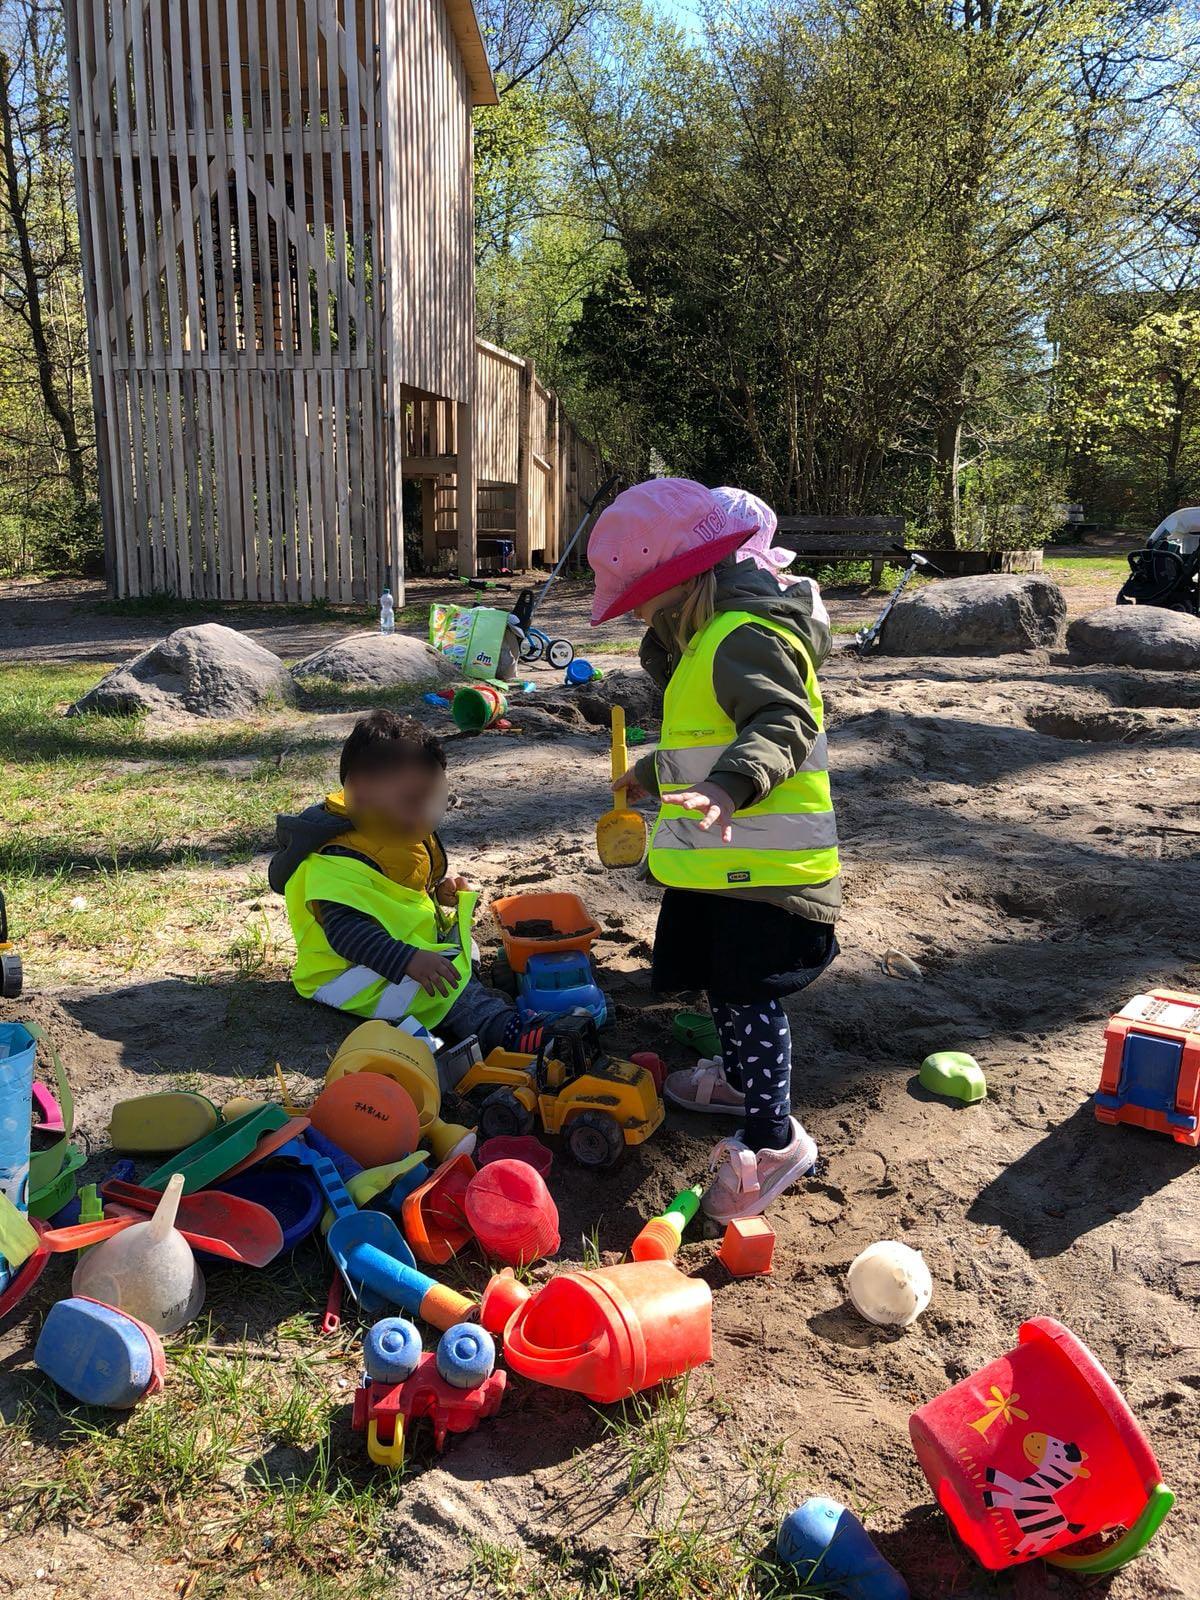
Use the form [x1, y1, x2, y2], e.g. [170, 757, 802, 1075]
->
[0, 0, 95, 570]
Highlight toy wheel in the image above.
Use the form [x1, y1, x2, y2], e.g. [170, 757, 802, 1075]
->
[547, 638, 575, 669]
[0, 952, 22, 999]
[490, 955, 518, 996]
[479, 1088, 535, 1140]
[567, 1110, 624, 1170]
[518, 631, 545, 664]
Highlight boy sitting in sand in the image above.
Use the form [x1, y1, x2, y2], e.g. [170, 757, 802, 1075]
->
[270, 709, 543, 1053]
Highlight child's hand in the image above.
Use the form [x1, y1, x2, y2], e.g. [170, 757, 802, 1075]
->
[670, 782, 736, 844]
[435, 874, 471, 905]
[407, 948, 461, 996]
[612, 771, 651, 805]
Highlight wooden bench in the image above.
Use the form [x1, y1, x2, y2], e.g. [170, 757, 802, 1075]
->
[775, 515, 906, 584]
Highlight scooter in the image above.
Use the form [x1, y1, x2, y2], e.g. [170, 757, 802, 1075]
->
[853, 546, 945, 653]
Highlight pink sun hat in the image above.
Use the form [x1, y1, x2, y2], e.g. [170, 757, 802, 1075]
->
[588, 478, 757, 625]
[714, 487, 798, 585]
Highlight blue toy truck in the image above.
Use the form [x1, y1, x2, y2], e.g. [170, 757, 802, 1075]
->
[515, 950, 608, 1027]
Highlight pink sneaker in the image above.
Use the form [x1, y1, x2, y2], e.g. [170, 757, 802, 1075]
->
[700, 1118, 818, 1224]
[663, 1056, 746, 1117]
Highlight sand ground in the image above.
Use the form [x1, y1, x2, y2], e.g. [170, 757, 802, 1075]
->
[0, 555, 1196, 1599]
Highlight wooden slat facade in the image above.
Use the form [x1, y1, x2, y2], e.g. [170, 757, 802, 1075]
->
[469, 341, 601, 570]
[66, 0, 496, 600]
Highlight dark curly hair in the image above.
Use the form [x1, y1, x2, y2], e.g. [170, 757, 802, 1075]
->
[339, 710, 447, 784]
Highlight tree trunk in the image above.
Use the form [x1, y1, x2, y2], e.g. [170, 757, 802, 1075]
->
[1162, 369, 1187, 514]
[0, 48, 89, 512]
[934, 406, 964, 545]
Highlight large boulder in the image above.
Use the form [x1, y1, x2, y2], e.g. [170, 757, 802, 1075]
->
[1067, 605, 1200, 670]
[878, 573, 1066, 655]
[291, 631, 454, 689]
[69, 624, 296, 719]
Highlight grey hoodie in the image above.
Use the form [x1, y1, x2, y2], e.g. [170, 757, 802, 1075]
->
[632, 559, 841, 924]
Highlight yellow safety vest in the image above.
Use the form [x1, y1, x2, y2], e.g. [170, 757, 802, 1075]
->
[285, 820, 475, 1026]
[648, 610, 839, 891]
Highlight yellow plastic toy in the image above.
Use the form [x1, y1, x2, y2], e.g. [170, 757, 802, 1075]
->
[326, 1021, 475, 1162]
[450, 1015, 663, 1170]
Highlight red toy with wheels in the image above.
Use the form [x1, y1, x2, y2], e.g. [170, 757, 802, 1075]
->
[352, 1354, 506, 1468]
[1094, 989, 1200, 1146]
[910, 1317, 1173, 1575]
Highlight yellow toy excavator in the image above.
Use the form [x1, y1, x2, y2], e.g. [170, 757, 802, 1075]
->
[0, 892, 21, 998]
[449, 1014, 663, 1170]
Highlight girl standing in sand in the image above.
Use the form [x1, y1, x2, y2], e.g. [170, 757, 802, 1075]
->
[588, 479, 840, 1222]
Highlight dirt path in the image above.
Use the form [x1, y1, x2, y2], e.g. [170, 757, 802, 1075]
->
[1, 628, 1197, 1597]
[0, 543, 1134, 667]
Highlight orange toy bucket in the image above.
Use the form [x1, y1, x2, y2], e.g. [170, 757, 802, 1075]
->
[910, 1318, 1173, 1575]
[490, 893, 600, 975]
[502, 1260, 711, 1403]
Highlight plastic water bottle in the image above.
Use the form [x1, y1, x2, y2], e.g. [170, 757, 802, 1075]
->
[380, 586, 395, 635]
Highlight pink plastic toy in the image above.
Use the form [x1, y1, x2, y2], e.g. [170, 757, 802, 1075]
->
[352, 1351, 506, 1468]
[476, 1135, 553, 1177]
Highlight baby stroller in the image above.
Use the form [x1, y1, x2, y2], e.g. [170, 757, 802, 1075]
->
[1117, 508, 1200, 615]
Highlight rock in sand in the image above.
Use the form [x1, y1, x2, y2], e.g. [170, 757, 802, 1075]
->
[69, 624, 296, 719]
[879, 573, 1066, 656]
[1067, 605, 1200, 670]
[291, 631, 454, 689]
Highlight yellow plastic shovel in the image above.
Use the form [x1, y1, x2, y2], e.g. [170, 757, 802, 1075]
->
[597, 705, 647, 869]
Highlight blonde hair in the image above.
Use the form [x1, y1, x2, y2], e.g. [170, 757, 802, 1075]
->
[672, 569, 718, 650]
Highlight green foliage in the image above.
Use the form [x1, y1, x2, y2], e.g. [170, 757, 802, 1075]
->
[0, 0, 99, 575]
[1057, 300, 1200, 524]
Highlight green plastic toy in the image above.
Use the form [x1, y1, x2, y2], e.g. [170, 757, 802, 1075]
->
[673, 1011, 721, 1057]
[143, 1105, 291, 1194]
[919, 1051, 986, 1104]
[29, 1144, 86, 1219]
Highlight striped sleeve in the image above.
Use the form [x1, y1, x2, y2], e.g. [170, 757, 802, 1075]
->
[318, 901, 416, 985]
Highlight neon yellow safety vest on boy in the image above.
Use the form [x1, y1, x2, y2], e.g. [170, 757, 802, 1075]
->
[648, 610, 839, 890]
[285, 850, 476, 1027]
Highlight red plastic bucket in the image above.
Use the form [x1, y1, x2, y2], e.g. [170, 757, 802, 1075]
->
[910, 1318, 1173, 1573]
[502, 1260, 712, 1402]
[464, 1159, 559, 1267]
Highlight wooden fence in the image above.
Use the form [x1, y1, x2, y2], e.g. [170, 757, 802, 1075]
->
[472, 339, 603, 569]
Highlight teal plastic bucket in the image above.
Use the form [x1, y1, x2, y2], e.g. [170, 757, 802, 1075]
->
[0, 1022, 36, 1294]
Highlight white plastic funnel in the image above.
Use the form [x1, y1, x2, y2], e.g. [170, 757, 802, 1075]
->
[73, 1172, 205, 1335]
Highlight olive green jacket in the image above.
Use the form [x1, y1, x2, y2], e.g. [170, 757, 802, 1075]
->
[632, 560, 841, 923]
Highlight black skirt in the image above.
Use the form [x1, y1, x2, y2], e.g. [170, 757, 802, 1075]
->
[651, 887, 838, 1005]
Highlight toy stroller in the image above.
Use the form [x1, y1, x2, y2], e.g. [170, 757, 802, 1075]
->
[1117, 509, 1200, 616]
[507, 475, 619, 668]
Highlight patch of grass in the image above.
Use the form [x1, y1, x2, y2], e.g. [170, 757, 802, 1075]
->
[601, 1379, 695, 1497]
[0, 662, 333, 981]
[5, 1335, 399, 1597]
[1044, 554, 1131, 584]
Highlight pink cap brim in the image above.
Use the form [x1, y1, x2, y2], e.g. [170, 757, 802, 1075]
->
[590, 523, 754, 625]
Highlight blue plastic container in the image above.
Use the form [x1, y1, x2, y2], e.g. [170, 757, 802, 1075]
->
[778, 1499, 909, 1600]
[213, 1168, 323, 1252]
[35, 1296, 165, 1408]
[0, 1023, 36, 1296]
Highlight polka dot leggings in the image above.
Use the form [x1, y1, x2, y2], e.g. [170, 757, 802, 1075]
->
[710, 997, 792, 1153]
